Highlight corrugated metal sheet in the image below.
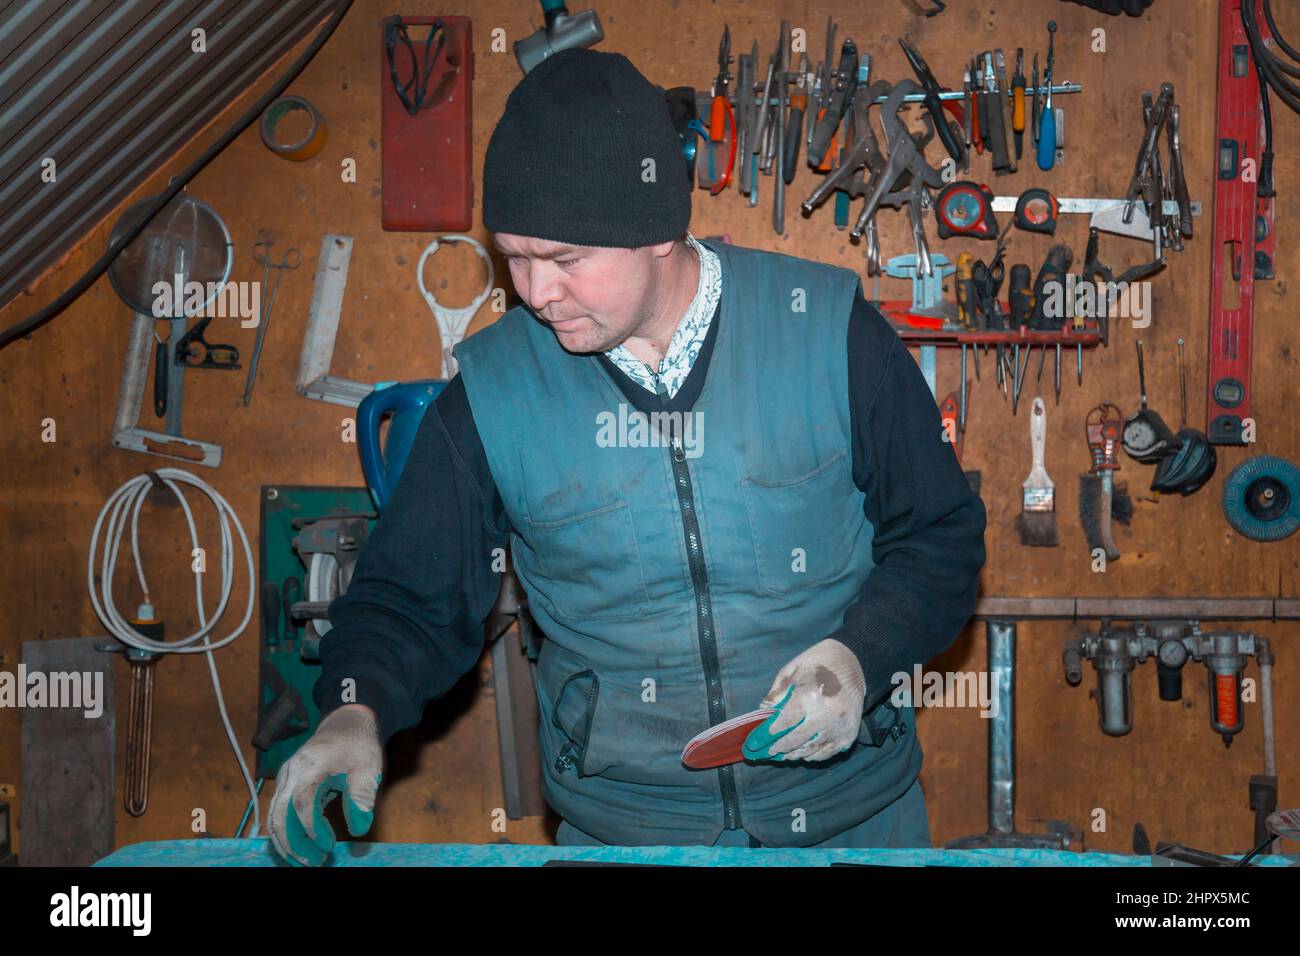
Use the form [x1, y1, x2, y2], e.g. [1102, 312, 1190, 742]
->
[0, 0, 338, 313]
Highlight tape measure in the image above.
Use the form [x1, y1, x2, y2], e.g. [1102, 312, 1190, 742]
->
[1014, 188, 1060, 234]
[935, 181, 999, 240]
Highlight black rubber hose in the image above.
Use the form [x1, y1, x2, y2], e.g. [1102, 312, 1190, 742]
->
[1262, 0, 1300, 67]
[1244, 0, 1300, 114]
[1255, 0, 1300, 78]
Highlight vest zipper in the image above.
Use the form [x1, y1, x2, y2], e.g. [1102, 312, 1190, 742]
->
[670, 437, 742, 830]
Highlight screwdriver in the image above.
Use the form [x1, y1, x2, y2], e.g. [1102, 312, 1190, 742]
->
[1034, 244, 1073, 402]
[974, 253, 1006, 396]
[1009, 263, 1034, 413]
[1029, 244, 1066, 405]
[956, 253, 978, 329]
[956, 252, 982, 382]
[1037, 22, 1057, 171]
[1012, 48, 1026, 160]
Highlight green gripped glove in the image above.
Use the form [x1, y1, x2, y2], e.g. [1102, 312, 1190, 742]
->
[267, 706, 384, 866]
[743, 685, 801, 761]
[743, 638, 867, 762]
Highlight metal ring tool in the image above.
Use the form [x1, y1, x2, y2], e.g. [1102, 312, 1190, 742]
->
[417, 235, 493, 378]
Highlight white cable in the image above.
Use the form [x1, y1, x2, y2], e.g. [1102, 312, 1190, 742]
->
[88, 468, 261, 837]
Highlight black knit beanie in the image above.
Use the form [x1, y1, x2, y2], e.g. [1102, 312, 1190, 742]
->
[482, 48, 691, 247]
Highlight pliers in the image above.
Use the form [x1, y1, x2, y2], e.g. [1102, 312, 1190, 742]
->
[899, 38, 966, 165]
[807, 37, 859, 168]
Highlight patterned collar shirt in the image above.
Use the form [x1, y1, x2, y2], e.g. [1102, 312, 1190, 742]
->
[602, 234, 722, 400]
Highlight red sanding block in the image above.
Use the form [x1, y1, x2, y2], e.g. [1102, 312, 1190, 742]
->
[381, 15, 474, 231]
[681, 708, 775, 769]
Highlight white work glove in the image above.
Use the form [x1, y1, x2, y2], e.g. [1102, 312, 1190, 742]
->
[743, 638, 867, 762]
[267, 705, 384, 866]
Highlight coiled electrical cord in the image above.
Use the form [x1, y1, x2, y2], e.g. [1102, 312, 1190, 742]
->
[88, 468, 260, 837]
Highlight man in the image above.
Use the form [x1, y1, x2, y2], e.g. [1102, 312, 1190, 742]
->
[267, 48, 985, 865]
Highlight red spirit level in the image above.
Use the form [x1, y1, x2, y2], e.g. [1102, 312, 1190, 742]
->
[1207, 0, 1275, 445]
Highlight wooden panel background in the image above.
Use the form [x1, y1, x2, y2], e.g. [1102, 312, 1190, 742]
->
[1, 0, 1296, 857]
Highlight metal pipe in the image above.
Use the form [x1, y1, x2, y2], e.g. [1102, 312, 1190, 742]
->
[974, 597, 1300, 621]
[987, 621, 1015, 836]
[1258, 639, 1276, 779]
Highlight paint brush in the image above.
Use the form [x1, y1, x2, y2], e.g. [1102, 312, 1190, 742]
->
[1017, 396, 1059, 546]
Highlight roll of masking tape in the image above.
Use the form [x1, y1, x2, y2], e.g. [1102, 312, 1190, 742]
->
[260, 95, 328, 161]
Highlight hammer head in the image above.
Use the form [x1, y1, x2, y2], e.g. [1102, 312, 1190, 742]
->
[514, 7, 604, 74]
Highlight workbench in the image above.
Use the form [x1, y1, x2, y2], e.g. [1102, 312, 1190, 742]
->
[95, 838, 1297, 867]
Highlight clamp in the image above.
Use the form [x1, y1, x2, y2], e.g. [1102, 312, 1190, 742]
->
[852, 81, 947, 276]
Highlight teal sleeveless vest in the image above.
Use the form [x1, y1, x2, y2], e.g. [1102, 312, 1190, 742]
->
[453, 239, 920, 845]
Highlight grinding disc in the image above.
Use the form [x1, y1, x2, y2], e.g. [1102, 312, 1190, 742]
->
[681, 708, 776, 769]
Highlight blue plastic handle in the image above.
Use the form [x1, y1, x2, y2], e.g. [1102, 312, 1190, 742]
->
[356, 379, 446, 511]
[1036, 107, 1056, 171]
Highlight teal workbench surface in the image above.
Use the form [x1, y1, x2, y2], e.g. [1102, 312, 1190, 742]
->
[94, 838, 1299, 867]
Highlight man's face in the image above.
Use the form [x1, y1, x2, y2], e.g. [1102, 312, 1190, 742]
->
[493, 233, 666, 354]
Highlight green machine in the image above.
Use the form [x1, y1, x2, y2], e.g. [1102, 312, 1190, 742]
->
[253, 483, 546, 819]
[254, 485, 376, 778]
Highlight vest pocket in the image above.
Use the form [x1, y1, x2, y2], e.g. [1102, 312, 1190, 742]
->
[551, 669, 607, 777]
[522, 499, 651, 622]
[740, 448, 858, 594]
[857, 699, 908, 748]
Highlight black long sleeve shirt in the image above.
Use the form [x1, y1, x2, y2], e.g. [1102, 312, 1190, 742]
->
[315, 289, 987, 745]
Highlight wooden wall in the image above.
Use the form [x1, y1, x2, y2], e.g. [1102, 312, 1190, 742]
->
[1, 0, 1295, 857]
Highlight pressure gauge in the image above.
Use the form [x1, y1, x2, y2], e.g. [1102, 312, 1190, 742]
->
[1156, 639, 1187, 702]
[1158, 640, 1188, 668]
